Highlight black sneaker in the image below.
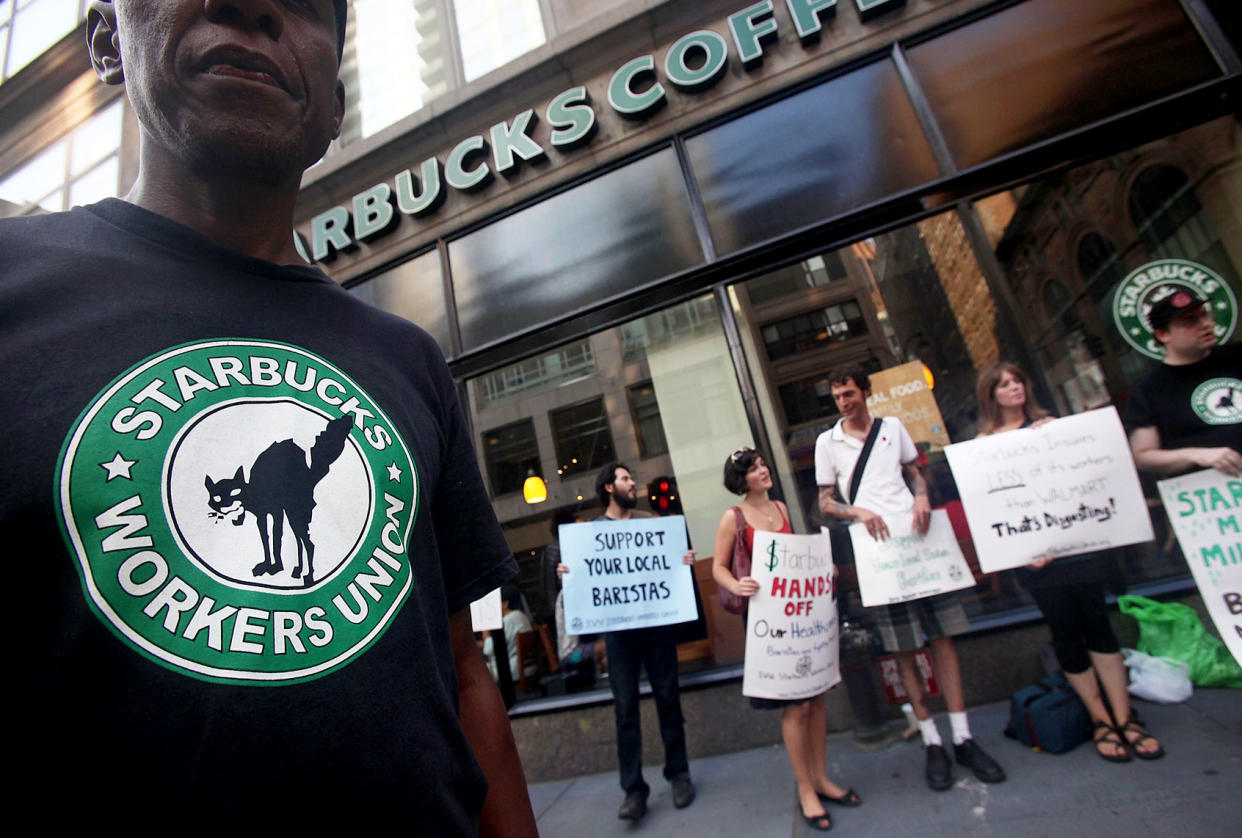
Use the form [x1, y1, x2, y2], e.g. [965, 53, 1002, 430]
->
[671, 774, 696, 809]
[954, 739, 1006, 783]
[618, 791, 648, 821]
[925, 744, 953, 791]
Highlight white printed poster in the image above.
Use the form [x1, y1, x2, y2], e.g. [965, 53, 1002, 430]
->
[1157, 469, 1242, 667]
[742, 531, 840, 700]
[469, 587, 502, 632]
[560, 515, 698, 633]
[851, 510, 976, 607]
[944, 407, 1154, 573]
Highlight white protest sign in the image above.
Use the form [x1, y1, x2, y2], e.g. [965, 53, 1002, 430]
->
[742, 532, 840, 700]
[1157, 470, 1242, 667]
[469, 588, 502, 632]
[560, 515, 697, 633]
[944, 407, 1154, 573]
[851, 510, 976, 606]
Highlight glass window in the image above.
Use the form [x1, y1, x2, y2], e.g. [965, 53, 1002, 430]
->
[744, 252, 848, 306]
[760, 301, 867, 361]
[3, 0, 81, 81]
[348, 249, 451, 355]
[481, 419, 541, 497]
[685, 58, 939, 255]
[0, 98, 124, 211]
[450, 148, 704, 351]
[549, 398, 615, 479]
[473, 339, 595, 406]
[453, 0, 545, 83]
[628, 381, 668, 459]
[906, 0, 1219, 170]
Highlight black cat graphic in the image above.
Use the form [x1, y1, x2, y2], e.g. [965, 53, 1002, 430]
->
[205, 414, 354, 587]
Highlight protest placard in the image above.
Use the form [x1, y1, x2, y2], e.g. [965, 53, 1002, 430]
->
[851, 511, 976, 607]
[867, 360, 951, 448]
[944, 407, 1154, 573]
[469, 588, 502, 632]
[742, 531, 840, 700]
[1157, 469, 1242, 667]
[560, 515, 697, 633]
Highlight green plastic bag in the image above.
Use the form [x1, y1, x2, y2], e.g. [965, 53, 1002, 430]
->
[1118, 596, 1242, 688]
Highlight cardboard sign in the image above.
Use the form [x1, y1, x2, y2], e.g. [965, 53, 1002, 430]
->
[742, 531, 840, 700]
[944, 407, 1154, 573]
[851, 510, 976, 607]
[469, 588, 502, 632]
[866, 360, 951, 448]
[1157, 469, 1242, 667]
[559, 516, 697, 633]
[878, 650, 941, 704]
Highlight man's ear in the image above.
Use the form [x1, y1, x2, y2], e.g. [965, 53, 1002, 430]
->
[332, 79, 346, 139]
[87, 1, 124, 85]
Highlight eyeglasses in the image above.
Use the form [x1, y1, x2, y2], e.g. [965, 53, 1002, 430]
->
[730, 447, 755, 463]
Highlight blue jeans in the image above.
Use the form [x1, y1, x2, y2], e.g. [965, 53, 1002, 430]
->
[605, 625, 689, 795]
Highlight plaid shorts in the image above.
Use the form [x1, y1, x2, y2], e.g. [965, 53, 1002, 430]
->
[872, 592, 969, 652]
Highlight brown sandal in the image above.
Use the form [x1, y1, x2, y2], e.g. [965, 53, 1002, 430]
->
[1120, 716, 1164, 760]
[1091, 720, 1131, 763]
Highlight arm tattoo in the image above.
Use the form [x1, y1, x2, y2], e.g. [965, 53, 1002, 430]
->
[818, 485, 851, 519]
[904, 462, 928, 497]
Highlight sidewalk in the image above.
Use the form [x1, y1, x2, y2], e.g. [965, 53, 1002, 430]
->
[528, 689, 1241, 837]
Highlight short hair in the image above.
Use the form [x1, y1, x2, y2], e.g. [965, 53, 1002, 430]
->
[974, 362, 1050, 434]
[331, 0, 348, 59]
[828, 365, 870, 393]
[594, 461, 630, 507]
[723, 448, 762, 495]
[501, 583, 522, 611]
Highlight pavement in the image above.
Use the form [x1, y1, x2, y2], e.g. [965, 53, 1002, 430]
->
[528, 689, 1241, 837]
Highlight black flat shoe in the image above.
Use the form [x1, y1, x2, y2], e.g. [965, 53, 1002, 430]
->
[925, 744, 952, 791]
[801, 808, 832, 832]
[817, 789, 862, 807]
[953, 739, 1006, 783]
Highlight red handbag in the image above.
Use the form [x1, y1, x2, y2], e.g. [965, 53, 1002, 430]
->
[718, 506, 751, 615]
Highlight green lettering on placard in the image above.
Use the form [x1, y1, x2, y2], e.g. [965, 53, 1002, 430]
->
[445, 135, 492, 191]
[729, 1, 779, 65]
[607, 55, 666, 118]
[546, 86, 596, 149]
[1220, 516, 1240, 536]
[490, 109, 547, 175]
[352, 183, 395, 242]
[664, 30, 729, 91]
[310, 206, 353, 262]
[785, 0, 837, 39]
[765, 540, 779, 572]
[394, 158, 444, 216]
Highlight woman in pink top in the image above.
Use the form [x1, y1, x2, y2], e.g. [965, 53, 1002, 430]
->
[712, 448, 859, 832]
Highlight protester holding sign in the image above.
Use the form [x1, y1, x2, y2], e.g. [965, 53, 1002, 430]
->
[975, 363, 1162, 761]
[713, 448, 858, 833]
[817, 366, 1005, 792]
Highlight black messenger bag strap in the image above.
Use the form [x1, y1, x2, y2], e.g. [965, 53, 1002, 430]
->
[845, 418, 883, 506]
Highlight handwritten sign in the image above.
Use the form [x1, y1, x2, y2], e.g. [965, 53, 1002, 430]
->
[1157, 470, 1242, 667]
[560, 516, 697, 633]
[944, 408, 1154, 573]
[743, 532, 840, 700]
[469, 588, 502, 632]
[851, 511, 976, 606]
[867, 360, 951, 448]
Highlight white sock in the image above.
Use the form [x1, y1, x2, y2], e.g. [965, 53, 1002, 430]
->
[949, 711, 971, 745]
[918, 717, 942, 747]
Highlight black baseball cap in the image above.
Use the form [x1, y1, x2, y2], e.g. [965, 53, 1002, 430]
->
[1148, 288, 1207, 332]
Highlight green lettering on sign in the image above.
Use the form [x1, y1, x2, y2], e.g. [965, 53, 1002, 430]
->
[394, 158, 444, 217]
[665, 30, 729, 91]
[546, 86, 596, 149]
[445, 135, 492, 191]
[490, 109, 547, 175]
[353, 183, 395, 242]
[785, 0, 838, 39]
[729, 1, 779, 65]
[608, 55, 666, 118]
[311, 206, 353, 262]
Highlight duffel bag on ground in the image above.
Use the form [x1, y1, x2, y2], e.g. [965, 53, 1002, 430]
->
[1003, 671, 1091, 753]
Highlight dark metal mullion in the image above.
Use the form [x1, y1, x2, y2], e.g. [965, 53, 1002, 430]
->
[890, 44, 957, 177]
[672, 134, 718, 265]
[1179, 0, 1242, 74]
[438, 239, 463, 359]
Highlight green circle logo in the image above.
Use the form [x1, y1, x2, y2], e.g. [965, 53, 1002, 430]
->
[56, 340, 418, 684]
[1191, 377, 1242, 426]
[1111, 259, 1237, 360]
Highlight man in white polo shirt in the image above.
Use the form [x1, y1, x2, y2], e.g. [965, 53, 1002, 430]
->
[815, 366, 1004, 791]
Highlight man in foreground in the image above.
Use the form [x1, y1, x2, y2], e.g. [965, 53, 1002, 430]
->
[816, 367, 1005, 791]
[1128, 289, 1241, 477]
[0, 1, 535, 831]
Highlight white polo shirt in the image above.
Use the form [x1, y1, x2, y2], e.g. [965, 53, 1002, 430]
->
[814, 416, 919, 516]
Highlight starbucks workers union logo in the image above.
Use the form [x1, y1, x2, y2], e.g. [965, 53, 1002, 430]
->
[56, 340, 418, 684]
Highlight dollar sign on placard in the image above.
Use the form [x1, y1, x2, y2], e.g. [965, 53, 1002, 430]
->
[765, 540, 779, 572]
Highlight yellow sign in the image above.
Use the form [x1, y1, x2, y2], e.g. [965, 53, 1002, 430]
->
[866, 361, 950, 448]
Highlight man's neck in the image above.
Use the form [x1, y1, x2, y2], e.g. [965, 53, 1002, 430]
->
[1162, 345, 1211, 367]
[605, 501, 631, 520]
[843, 410, 873, 437]
[126, 145, 306, 265]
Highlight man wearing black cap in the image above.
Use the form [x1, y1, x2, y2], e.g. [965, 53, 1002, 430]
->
[0, 1, 535, 832]
[1128, 289, 1242, 476]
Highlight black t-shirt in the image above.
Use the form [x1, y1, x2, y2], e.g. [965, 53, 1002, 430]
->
[1126, 343, 1242, 460]
[0, 200, 515, 830]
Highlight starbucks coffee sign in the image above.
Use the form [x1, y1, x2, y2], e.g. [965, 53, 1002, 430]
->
[1111, 259, 1237, 360]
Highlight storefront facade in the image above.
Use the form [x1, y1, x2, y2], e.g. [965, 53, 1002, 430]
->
[3, 0, 1239, 739]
